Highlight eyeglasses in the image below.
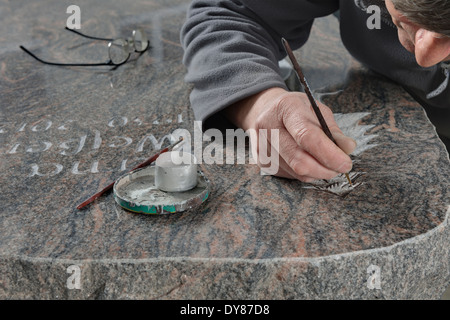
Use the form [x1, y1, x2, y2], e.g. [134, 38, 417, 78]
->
[20, 27, 150, 67]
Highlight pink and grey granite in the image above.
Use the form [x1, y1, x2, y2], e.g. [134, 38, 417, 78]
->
[0, 0, 448, 299]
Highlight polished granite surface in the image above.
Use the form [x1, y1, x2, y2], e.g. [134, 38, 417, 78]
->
[0, 0, 449, 299]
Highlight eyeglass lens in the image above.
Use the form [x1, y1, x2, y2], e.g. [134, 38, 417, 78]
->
[133, 29, 148, 52]
[107, 29, 148, 65]
[108, 39, 130, 65]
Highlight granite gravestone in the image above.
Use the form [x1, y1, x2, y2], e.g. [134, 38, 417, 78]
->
[0, 0, 448, 299]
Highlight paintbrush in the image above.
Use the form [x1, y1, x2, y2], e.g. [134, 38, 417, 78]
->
[281, 38, 352, 185]
[77, 137, 184, 210]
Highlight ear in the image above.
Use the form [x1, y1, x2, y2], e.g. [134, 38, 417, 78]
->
[415, 29, 450, 67]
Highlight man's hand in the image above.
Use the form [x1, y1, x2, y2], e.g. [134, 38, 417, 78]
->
[225, 87, 356, 182]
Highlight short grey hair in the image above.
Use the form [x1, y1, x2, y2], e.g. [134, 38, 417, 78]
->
[390, 0, 450, 37]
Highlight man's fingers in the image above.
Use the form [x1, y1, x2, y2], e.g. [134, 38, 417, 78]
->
[250, 90, 357, 181]
[287, 123, 353, 173]
[278, 130, 343, 179]
[258, 128, 343, 180]
[332, 131, 357, 155]
[278, 99, 354, 173]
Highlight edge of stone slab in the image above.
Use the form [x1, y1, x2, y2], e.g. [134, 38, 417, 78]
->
[1, 205, 448, 265]
[0, 206, 448, 299]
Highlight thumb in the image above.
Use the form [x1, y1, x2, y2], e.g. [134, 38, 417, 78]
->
[332, 131, 357, 155]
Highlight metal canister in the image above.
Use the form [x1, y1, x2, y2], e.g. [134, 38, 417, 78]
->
[155, 151, 198, 192]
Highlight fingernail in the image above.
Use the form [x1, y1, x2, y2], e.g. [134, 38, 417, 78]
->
[347, 137, 357, 152]
[333, 132, 357, 154]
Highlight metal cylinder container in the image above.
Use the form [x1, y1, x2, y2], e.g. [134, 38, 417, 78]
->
[155, 151, 198, 192]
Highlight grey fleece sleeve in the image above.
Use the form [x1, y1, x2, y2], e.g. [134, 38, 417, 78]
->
[180, 0, 339, 122]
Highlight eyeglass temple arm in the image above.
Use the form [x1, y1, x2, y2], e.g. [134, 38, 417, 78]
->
[19, 45, 116, 67]
[64, 27, 114, 42]
[65, 27, 151, 54]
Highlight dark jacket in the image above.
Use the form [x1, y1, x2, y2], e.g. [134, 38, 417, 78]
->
[181, 0, 449, 136]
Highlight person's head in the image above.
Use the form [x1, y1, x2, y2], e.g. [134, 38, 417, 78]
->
[385, 0, 450, 67]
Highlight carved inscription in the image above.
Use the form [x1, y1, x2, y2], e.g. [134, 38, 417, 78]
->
[1, 114, 185, 178]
